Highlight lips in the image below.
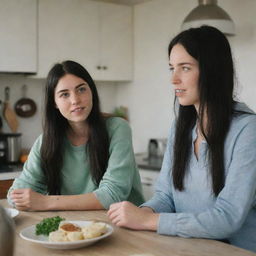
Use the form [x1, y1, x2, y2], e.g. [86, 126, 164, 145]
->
[175, 89, 186, 93]
[71, 107, 85, 113]
[175, 89, 186, 97]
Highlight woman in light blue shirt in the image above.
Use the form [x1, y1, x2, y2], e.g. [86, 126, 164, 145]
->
[107, 26, 256, 252]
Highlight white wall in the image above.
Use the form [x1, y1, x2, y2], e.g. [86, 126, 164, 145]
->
[116, 0, 256, 153]
[0, 76, 117, 149]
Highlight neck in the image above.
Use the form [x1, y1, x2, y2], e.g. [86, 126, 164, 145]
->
[67, 122, 89, 146]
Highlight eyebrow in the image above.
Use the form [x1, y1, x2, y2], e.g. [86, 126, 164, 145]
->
[56, 83, 87, 94]
[169, 62, 195, 66]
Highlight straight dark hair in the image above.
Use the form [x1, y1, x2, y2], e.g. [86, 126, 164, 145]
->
[169, 26, 234, 196]
[40, 60, 109, 195]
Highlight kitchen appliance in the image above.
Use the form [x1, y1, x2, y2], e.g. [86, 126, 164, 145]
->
[148, 138, 167, 158]
[0, 133, 22, 164]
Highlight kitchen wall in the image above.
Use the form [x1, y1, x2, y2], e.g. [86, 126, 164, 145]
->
[116, 0, 256, 153]
[0, 75, 117, 149]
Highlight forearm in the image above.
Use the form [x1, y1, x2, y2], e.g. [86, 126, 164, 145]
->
[108, 201, 159, 231]
[142, 211, 159, 231]
[44, 193, 104, 211]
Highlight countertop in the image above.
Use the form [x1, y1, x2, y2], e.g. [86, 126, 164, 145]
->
[1, 199, 254, 256]
[0, 153, 162, 181]
[0, 164, 22, 180]
[135, 153, 163, 171]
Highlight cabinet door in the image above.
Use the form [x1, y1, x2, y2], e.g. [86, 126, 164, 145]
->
[97, 3, 133, 81]
[0, 0, 37, 73]
[139, 169, 159, 201]
[36, 0, 99, 78]
[0, 179, 13, 199]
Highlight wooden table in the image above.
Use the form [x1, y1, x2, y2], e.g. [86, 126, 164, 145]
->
[1, 200, 255, 256]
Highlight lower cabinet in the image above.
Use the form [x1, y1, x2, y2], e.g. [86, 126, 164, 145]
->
[139, 169, 159, 201]
[0, 179, 13, 199]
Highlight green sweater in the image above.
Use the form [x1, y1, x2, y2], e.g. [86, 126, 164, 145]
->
[8, 117, 144, 209]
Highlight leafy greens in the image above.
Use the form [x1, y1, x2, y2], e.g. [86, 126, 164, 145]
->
[35, 216, 65, 236]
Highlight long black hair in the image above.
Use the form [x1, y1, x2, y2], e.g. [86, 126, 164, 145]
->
[40, 60, 109, 195]
[169, 26, 234, 196]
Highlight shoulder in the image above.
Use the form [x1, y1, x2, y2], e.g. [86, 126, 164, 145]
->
[106, 117, 131, 133]
[227, 106, 256, 146]
[105, 117, 132, 143]
[230, 103, 256, 134]
[31, 134, 43, 150]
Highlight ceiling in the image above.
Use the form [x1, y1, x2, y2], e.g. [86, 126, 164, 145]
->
[90, 0, 152, 5]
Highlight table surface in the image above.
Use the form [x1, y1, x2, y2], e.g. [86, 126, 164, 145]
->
[1, 200, 255, 256]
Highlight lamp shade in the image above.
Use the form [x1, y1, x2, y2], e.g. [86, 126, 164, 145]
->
[181, 0, 235, 36]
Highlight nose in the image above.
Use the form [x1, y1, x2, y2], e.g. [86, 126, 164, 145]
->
[171, 70, 181, 85]
[70, 93, 80, 105]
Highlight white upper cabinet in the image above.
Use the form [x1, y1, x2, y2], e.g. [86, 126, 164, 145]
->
[36, 0, 99, 78]
[35, 0, 133, 81]
[0, 0, 37, 73]
[94, 2, 133, 81]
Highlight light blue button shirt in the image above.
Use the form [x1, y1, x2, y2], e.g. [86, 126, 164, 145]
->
[142, 102, 256, 252]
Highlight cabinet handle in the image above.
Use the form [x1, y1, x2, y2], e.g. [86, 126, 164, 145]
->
[102, 66, 107, 70]
[97, 66, 101, 70]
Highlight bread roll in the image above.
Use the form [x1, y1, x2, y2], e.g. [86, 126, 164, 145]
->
[49, 230, 68, 242]
[82, 222, 107, 239]
[66, 231, 84, 241]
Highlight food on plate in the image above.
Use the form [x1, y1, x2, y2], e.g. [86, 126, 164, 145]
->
[49, 230, 68, 242]
[66, 231, 84, 241]
[59, 223, 81, 233]
[48, 221, 108, 242]
[82, 222, 108, 239]
[35, 216, 65, 236]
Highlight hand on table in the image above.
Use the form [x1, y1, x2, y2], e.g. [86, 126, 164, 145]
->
[10, 188, 47, 211]
[107, 201, 159, 231]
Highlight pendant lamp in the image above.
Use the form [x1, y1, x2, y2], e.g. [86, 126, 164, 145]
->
[181, 0, 235, 36]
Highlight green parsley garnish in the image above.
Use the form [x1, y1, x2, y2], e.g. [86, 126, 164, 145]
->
[35, 216, 65, 236]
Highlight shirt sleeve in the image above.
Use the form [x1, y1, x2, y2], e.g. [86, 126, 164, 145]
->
[157, 117, 256, 239]
[93, 118, 140, 209]
[7, 135, 47, 205]
[141, 121, 176, 213]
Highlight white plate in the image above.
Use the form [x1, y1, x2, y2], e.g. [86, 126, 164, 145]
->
[5, 208, 19, 218]
[20, 220, 113, 250]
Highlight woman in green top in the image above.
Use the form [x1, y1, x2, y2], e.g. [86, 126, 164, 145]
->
[8, 60, 144, 211]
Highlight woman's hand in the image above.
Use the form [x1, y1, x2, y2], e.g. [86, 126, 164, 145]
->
[107, 201, 159, 231]
[10, 188, 48, 211]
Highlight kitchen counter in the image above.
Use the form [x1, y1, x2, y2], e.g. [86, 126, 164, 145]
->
[0, 164, 22, 180]
[135, 153, 163, 171]
[1, 199, 255, 256]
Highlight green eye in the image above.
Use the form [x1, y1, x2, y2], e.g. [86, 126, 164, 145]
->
[78, 87, 86, 93]
[60, 92, 69, 98]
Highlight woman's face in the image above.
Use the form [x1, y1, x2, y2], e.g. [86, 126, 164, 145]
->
[169, 44, 200, 110]
[54, 74, 93, 125]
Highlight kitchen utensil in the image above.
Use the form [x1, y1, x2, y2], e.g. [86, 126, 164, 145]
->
[3, 87, 19, 133]
[15, 84, 37, 118]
